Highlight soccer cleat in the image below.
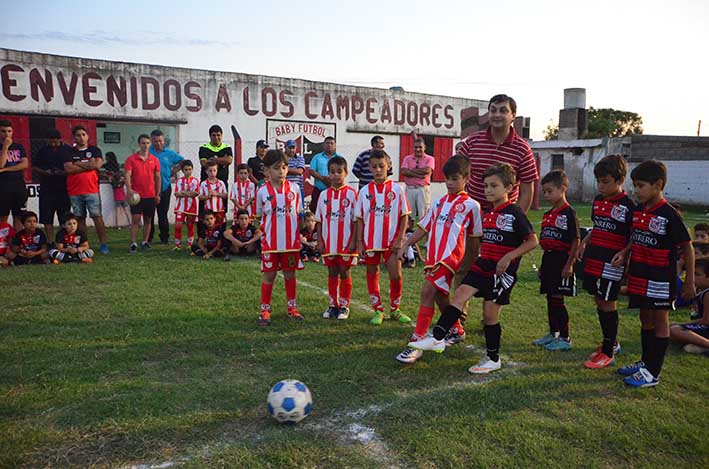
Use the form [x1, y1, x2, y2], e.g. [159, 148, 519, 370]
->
[313, 255, 321, 263]
[141, 242, 152, 252]
[584, 352, 615, 369]
[370, 311, 385, 325]
[588, 341, 622, 360]
[81, 257, 93, 264]
[623, 367, 659, 388]
[683, 344, 709, 355]
[52, 259, 60, 265]
[445, 329, 466, 346]
[396, 347, 423, 364]
[288, 311, 305, 321]
[189, 251, 196, 256]
[618, 360, 646, 376]
[100, 243, 109, 255]
[322, 306, 339, 319]
[172, 245, 182, 251]
[545, 338, 572, 351]
[302, 254, 309, 262]
[129, 243, 138, 254]
[533, 333, 557, 346]
[223, 254, 231, 262]
[336, 307, 350, 320]
[389, 309, 412, 323]
[468, 355, 502, 374]
[408, 335, 445, 353]
[258, 312, 271, 326]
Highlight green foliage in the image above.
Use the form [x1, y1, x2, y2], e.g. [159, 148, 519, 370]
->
[586, 107, 644, 138]
[544, 122, 559, 141]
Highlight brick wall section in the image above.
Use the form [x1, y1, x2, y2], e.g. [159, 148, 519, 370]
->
[630, 135, 709, 161]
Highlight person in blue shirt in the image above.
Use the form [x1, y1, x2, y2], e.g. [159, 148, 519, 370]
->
[149, 129, 184, 244]
[309, 136, 341, 210]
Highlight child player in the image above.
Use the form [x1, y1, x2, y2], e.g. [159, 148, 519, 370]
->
[355, 149, 412, 325]
[230, 163, 256, 220]
[0, 219, 15, 267]
[410, 163, 538, 374]
[7, 211, 49, 265]
[533, 170, 580, 351]
[173, 160, 199, 250]
[199, 161, 228, 225]
[578, 155, 634, 369]
[255, 149, 304, 326]
[223, 208, 261, 259]
[670, 258, 709, 354]
[314, 156, 358, 320]
[694, 223, 709, 243]
[618, 160, 694, 387]
[49, 214, 94, 263]
[395, 155, 482, 364]
[191, 210, 226, 259]
[300, 211, 321, 262]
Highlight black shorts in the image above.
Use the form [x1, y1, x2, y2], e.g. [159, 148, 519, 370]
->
[628, 295, 675, 310]
[191, 244, 224, 257]
[582, 274, 623, 302]
[680, 323, 709, 339]
[461, 268, 517, 305]
[13, 254, 46, 265]
[0, 186, 29, 218]
[39, 190, 71, 225]
[130, 198, 157, 217]
[540, 251, 576, 296]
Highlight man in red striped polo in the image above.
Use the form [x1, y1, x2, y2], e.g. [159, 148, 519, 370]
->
[451, 94, 539, 335]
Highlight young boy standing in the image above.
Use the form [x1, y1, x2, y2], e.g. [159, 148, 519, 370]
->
[533, 170, 580, 351]
[8, 211, 49, 265]
[199, 161, 228, 225]
[396, 155, 482, 364]
[314, 156, 359, 320]
[579, 155, 635, 369]
[173, 160, 199, 250]
[49, 214, 93, 263]
[256, 149, 304, 326]
[355, 150, 412, 325]
[410, 163, 538, 373]
[230, 163, 256, 219]
[618, 160, 694, 387]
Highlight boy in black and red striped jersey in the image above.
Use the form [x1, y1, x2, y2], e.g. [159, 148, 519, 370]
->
[411, 163, 538, 374]
[579, 155, 635, 369]
[533, 170, 580, 351]
[191, 210, 227, 259]
[173, 160, 199, 250]
[223, 209, 261, 259]
[617, 160, 695, 387]
[49, 214, 94, 264]
[299, 211, 321, 262]
[7, 211, 49, 265]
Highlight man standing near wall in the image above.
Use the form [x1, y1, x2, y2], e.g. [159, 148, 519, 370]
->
[353, 135, 386, 190]
[125, 134, 161, 253]
[32, 128, 72, 241]
[0, 119, 29, 232]
[309, 136, 340, 210]
[199, 125, 233, 186]
[284, 139, 305, 209]
[247, 140, 269, 186]
[149, 129, 183, 244]
[400, 138, 435, 226]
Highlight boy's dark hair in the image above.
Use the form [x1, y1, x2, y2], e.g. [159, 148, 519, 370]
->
[205, 160, 218, 168]
[208, 125, 223, 135]
[47, 128, 61, 139]
[236, 208, 250, 218]
[488, 94, 517, 114]
[0, 119, 12, 128]
[263, 149, 288, 167]
[150, 129, 164, 138]
[630, 159, 667, 189]
[370, 135, 384, 147]
[369, 149, 390, 162]
[693, 241, 709, 257]
[21, 211, 38, 223]
[324, 136, 336, 143]
[696, 258, 709, 276]
[180, 160, 193, 169]
[303, 211, 315, 220]
[541, 169, 569, 188]
[695, 223, 709, 233]
[62, 213, 78, 224]
[442, 154, 471, 179]
[138, 134, 151, 143]
[482, 163, 516, 186]
[237, 163, 249, 171]
[72, 125, 87, 136]
[202, 210, 215, 219]
[593, 154, 627, 181]
[327, 156, 348, 171]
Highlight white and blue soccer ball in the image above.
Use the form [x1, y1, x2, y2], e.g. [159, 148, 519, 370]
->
[267, 379, 313, 424]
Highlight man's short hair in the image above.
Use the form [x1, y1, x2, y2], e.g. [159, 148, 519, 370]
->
[442, 154, 471, 179]
[205, 160, 218, 168]
[47, 128, 61, 139]
[631, 159, 667, 190]
[0, 119, 11, 128]
[369, 149, 390, 163]
[695, 223, 709, 234]
[370, 135, 384, 147]
[180, 160, 193, 169]
[150, 129, 164, 138]
[324, 136, 336, 143]
[414, 138, 425, 146]
[237, 163, 249, 172]
[138, 134, 151, 143]
[593, 154, 627, 181]
[72, 125, 87, 136]
[482, 163, 516, 187]
[488, 94, 517, 114]
[327, 156, 348, 171]
[541, 169, 569, 188]
[208, 125, 223, 135]
[695, 258, 709, 276]
[263, 149, 288, 167]
[236, 208, 249, 218]
[21, 211, 38, 223]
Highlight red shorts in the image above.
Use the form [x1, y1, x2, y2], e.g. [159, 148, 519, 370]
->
[261, 251, 304, 272]
[362, 249, 396, 266]
[323, 254, 358, 267]
[425, 264, 454, 294]
[174, 212, 197, 223]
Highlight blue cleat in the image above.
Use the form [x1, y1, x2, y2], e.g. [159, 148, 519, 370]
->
[623, 367, 659, 388]
[618, 360, 646, 376]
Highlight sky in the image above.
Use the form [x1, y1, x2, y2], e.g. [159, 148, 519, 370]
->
[1, 0, 707, 140]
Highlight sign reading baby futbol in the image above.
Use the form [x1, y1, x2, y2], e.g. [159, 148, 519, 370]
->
[266, 119, 336, 165]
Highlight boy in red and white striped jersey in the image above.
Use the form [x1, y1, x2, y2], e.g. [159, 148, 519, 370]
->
[355, 150, 412, 325]
[396, 155, 482, 364]
[173, 160, 199, 250]
[314, 156, 358, 320]
[255, 149, 304, 326]
[199, 161, 228, 225]
[230, 163, 256, 220]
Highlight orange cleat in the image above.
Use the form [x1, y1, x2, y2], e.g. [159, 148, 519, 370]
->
[584, 352, 615, 369]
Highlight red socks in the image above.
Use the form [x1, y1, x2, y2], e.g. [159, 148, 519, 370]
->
[339, 276, 353, 308]
[366, 271, 383, 311]
[328, 276, 339, 307]
[390, 277, 402, 312]
[414, 305, 435, 339]
[285, 277, 298, 314]
[186, 222, 195, 244]
[174, 223, 182, 246]
[260, 282, 274, 314]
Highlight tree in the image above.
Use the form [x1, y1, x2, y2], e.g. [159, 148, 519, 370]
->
[544, 122, 559, 140]
[586, 107, 643, 138]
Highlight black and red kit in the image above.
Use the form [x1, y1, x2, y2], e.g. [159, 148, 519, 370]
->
[539, 203, 580, 296]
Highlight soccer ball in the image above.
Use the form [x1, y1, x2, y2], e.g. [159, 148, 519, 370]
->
[127, 192, 141, 206]
[267, 379, 312, 424]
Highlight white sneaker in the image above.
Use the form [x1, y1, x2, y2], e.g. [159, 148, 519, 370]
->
[408, 335, 445, 353]
[336, 307, 350, 320]
[468, 355, 501, 374]
[395, 347, 423, 364]
[683, 343, 709, 354]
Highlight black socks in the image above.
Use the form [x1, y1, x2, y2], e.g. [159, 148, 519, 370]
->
[433, 305, 463, 340]
[484, 323, 502, 362]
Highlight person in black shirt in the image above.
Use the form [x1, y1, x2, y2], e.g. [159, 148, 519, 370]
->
[198, 125, 233, 185]
[7, 211, 49, 265]
[0, 119, 29, 231]
[32, 128, 72, 241]
[247, 139, 269, 186]
[49, 213, 93, 263]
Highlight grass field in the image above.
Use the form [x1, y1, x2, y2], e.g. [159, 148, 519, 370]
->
[1, 204, 708, 468]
